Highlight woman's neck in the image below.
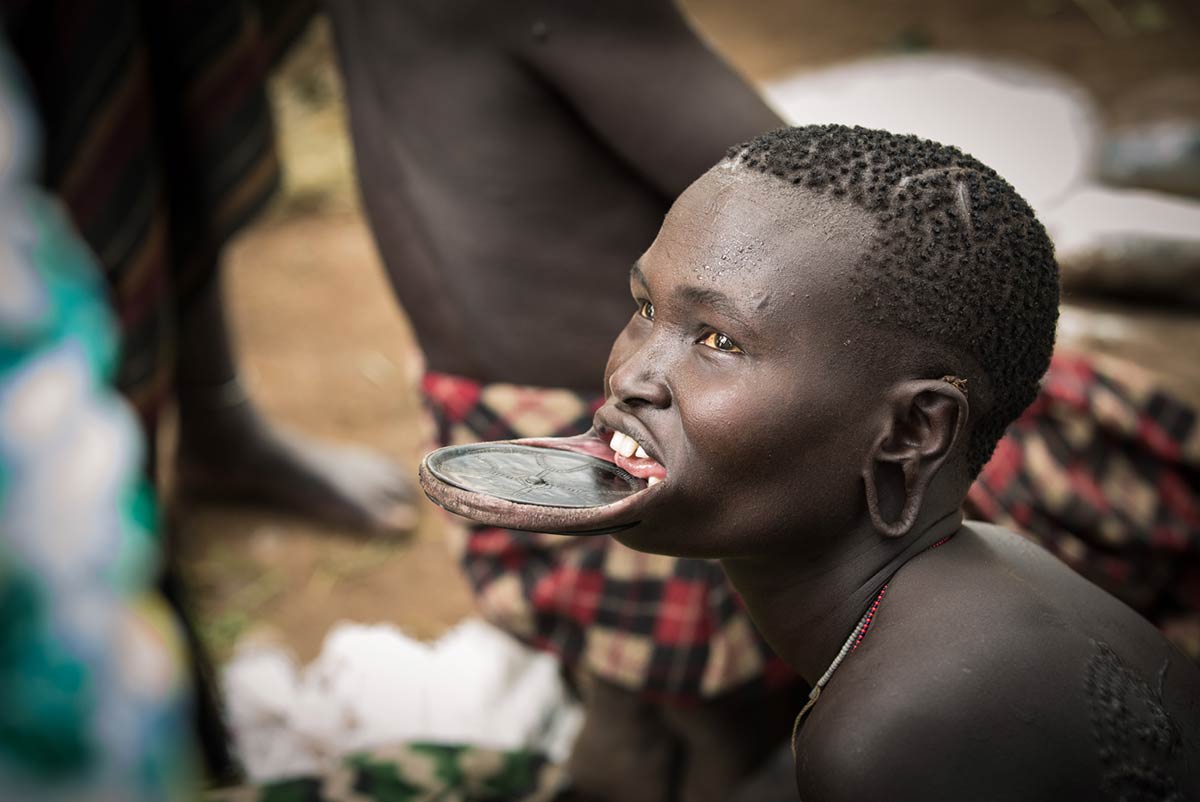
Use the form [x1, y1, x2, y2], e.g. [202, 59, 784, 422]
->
[720, 508, 964, 685]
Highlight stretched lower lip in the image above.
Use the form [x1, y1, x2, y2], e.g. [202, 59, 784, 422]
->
[519, 428, 618, 462]
[519, 429, 667, 481]
[523, 429, 672, 480]
[613, 452, 668, 481]
[418, 429, 667, 536]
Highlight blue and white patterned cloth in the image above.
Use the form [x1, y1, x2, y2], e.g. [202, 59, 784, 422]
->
[0, 41, 195, 802]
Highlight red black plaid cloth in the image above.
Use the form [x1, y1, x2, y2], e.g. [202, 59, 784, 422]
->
[967, 351, 1200, 661]
[425, 351, 1200, 702]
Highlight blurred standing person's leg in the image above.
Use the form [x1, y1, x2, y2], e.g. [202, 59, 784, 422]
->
[325, 2, 795, 800]
[3, 0, 418, 536]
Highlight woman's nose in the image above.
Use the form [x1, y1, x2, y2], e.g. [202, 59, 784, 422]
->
[607, 341, 671, 410]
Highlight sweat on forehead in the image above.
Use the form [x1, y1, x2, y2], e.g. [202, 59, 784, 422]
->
[645, 165, 874, 332]
[656, 163, 876, 281]
[691, 162, 874, 242]
[715, 124, 1059, 476]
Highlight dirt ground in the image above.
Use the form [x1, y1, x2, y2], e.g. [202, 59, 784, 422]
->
[176, 0, 1200, 664]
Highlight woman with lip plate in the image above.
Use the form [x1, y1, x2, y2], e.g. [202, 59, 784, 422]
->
[425, 124, 1200, 800]
[329, 3, 803, 800]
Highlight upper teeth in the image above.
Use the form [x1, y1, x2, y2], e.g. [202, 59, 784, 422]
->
[609, 430, 642, 459]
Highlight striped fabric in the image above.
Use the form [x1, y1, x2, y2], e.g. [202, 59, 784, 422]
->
[3, 0, 315, 425]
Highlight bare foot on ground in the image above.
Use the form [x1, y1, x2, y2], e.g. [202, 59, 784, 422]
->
[176, 391, 419, 536]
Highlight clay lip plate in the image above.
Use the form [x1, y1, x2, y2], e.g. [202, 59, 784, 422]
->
[419, 435, 666, 535]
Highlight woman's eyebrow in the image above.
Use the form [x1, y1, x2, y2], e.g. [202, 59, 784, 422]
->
[632, 261, 750, 324]
[675, 284, 750, 325]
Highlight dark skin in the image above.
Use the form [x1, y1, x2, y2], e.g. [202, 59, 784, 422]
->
[325, 0, 782, 391]
[591, 165, 1200, 800]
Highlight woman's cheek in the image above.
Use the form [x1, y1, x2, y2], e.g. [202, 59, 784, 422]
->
[680, 372, 775, 459]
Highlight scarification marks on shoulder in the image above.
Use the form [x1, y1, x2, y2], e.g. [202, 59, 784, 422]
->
[1084, 640, 1183, 802]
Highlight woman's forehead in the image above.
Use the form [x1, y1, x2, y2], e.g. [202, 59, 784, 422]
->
[643, 167, 876, 302]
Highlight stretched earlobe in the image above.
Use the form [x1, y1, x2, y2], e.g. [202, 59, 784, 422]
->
[862, 379, 969, 538]
[862, 446, 925, 538]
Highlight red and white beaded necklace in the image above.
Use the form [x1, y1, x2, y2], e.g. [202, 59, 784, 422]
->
[791, 533, 955, 756]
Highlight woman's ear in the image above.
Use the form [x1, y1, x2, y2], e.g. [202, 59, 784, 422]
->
[861, 379, 968, 538]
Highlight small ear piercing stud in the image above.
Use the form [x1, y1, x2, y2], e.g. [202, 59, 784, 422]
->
[941, 375, 968, 397]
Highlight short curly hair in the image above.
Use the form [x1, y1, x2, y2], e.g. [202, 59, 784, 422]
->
[725, 125, 1059, 476]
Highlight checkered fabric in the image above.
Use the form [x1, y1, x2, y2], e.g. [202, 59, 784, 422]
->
[422, 373, 795, 702]
[967, 352, 1200, 662]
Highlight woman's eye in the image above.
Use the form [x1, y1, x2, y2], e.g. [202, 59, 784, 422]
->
[638, 301, 655, 321]
[698, 331, 743, 353]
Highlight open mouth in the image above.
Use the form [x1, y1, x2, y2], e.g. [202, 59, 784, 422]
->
[521, 425, 668, 484]
[418, 425, 668, 536]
